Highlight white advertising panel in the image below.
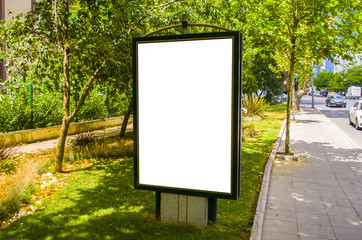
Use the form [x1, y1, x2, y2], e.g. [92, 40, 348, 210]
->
[134, 32, 240, 199]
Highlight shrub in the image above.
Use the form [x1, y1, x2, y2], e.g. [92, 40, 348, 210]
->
[75, 89, 108, 122]
[0, 85, 129, 133]
[242, 122, 256, 141]
[0, 90, 32, 132]
[71, 131, 99, 152]
[242, 93, 270, 119]
[33, 91, 62, 128]
[64, 135, 134, 163]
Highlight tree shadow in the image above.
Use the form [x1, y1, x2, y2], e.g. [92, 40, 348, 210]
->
[268, 139, 362, 230]
[0, 158, 201, 240]
[291, 140, 362, 161]
[293, 119, 320, 124]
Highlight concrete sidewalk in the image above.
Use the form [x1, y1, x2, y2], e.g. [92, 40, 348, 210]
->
[259, 105, 362, 239]
[15, 125, 133, 154]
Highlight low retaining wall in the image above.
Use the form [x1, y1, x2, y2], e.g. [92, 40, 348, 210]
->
[0, 116, 132, 146]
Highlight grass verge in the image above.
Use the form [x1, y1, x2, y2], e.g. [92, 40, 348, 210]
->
[0, 104, 286, 240]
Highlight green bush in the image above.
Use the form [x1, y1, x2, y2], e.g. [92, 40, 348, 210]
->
[0, 85, 129, 133]
[33, 90, 62, 128]
[0, 90, 32, 132]
[74, 90, 108, 122]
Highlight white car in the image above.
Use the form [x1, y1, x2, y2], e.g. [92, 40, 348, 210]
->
[349, 100, 362, 130]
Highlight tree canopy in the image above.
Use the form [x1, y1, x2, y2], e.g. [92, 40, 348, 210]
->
[1, 0, 361, 166]
[315, 65, 362, 92]
[239, 0, 362, 153]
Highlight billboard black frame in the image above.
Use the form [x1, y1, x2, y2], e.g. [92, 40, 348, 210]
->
[133, 31, 241, 200]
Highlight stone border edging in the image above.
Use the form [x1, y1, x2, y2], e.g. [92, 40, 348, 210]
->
[249, 117, 287, 240]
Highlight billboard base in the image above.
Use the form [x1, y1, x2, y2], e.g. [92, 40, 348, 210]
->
[159, 192, 211, 227]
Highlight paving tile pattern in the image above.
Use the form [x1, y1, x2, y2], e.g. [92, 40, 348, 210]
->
[261, 107, 362, 240]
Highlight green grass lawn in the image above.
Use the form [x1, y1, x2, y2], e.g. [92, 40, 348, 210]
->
[0, 104, 286, 240]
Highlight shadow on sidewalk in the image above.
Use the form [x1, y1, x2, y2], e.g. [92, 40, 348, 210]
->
[291, 140, 362, 163]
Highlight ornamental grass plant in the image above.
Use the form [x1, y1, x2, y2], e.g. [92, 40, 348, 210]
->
[0, 140, 18, 174]
[0, 154, 50, 222]
[242, 93, 270, 120]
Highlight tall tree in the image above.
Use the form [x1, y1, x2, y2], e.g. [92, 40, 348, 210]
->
[242, 52, 284, 102]
[1, 0, 234, 172]
[293, 59, 324, 111]
[242, 0, 362, 153]
[0, 0, 161, 172]
[314, 70, 335, 90]
[344, 65, 362, 87]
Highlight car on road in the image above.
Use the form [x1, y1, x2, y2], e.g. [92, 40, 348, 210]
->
[325, 94, 347, 108]
[349, 100, 362, 130]
[346, 86, 361, 100]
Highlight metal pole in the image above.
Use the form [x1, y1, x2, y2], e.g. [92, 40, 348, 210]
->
[208, 198, 217, 224]
[311, 78, 315, 109]
[156, 192, 161, 220]
[182, 20, 190, 34]
[30, 83, 34, 129]
[106, 87, 110, 118]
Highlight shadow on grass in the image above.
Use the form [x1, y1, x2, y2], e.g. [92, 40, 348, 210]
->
[0, 106, 287, 240]
[0, 158, 208, 240]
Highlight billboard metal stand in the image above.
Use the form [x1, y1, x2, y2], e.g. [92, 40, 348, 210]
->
[208, 198, 217, 223]
[156, 191, 161, 220]
[135, 21, 241, 227]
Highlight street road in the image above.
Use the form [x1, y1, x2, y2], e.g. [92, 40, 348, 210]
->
[300, 95, 362, 149]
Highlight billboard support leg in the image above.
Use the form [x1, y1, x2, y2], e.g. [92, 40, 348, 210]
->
[208, 197, 217, 224]
[156, 191, 161, 220]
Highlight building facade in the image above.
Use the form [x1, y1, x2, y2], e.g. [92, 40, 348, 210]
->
[334, 53, 362, 73]
[0, 0, 34, 81]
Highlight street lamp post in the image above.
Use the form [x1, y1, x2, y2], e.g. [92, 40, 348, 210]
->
[311, 78, 315, 109]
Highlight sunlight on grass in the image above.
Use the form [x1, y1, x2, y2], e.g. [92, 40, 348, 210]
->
[0, 104, 286, 240]
[0, 153, 51, 223]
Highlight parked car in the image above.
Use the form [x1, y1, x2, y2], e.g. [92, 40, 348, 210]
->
[349, 100, 362, 130]
[320, 89, 328, 97]
[325, 94, 347, 107]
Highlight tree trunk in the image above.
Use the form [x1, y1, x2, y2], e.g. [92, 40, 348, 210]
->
[285, 43, 296, 154]
[294, 61, 324, 111]
[120, 100, 133, 138]
[286, 74, 292, 154]
[54, 0, 70, 173]
[52, 0, 106, 172]
[295, 76, 311, 111]
[55, 117, 70, 172]
[54, 44, 70, 172]
[292, 81, 295, 121]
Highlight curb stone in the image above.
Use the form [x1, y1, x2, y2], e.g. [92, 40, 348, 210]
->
[249, 117, 287, 240]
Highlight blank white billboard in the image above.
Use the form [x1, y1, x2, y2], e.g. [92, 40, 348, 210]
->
[134, 33, 240, 198]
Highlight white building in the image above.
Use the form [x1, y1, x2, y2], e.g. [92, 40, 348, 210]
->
[334, 53, 362, 73]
